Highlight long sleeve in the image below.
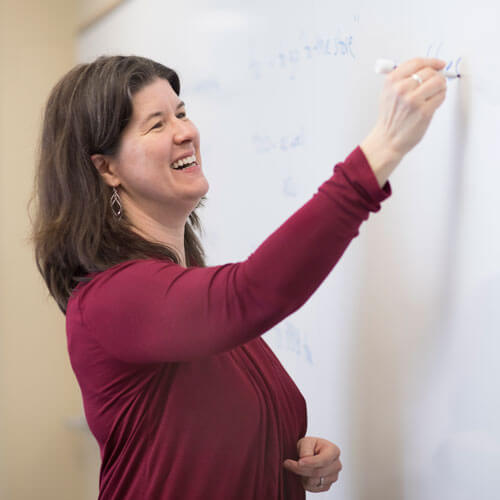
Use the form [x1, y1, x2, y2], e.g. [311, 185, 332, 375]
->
[71, 146, 391, 364]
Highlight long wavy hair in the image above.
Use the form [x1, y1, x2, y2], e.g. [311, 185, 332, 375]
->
[29, 55, 206, 315]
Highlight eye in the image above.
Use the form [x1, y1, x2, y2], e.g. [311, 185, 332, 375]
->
[177, 111, 187, 119]
[151, 122, 163, 130]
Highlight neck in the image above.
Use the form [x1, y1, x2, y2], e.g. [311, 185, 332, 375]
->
[123, 199, 188, 267]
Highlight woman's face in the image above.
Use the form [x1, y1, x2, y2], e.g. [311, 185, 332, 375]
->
[110, 77, 209, 222]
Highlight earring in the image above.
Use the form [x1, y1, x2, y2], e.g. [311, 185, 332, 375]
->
[110, 186, 123, 219]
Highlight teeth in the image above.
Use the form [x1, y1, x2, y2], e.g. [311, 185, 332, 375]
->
[171, 154, 197, 169]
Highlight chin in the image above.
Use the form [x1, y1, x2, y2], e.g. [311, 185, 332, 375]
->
[197, 176, 209, 197]
[187, 179, 209, 210]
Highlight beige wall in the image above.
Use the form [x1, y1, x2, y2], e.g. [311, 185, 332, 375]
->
[0, 1, 92, 499]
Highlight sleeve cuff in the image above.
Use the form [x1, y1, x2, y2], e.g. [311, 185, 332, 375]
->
[343, 146, 392, 203]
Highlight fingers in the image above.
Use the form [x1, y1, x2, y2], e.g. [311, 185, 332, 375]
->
[283, 457, 343, 492]
[394, 67, 446, 101]
[299, 446, 340, 468]
[302, 470, 341, 493]
[392, 67, 447, 119]
[388, 58, 447, 103]
[391, 57, 446, 80]
[296, 436, 316, 458]
[410, 68, 447, 101]
[298, 457, 342, 478]
[283, 456, 342, 479]
[296, 436, 340, 466]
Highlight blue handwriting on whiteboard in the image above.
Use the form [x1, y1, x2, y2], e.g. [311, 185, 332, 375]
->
[426, 42, 462, 75]
[249, 34, 355, 80]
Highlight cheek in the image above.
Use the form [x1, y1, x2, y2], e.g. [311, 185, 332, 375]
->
[118, 140, 145, 167]
[117, 144, 150, 184]
[121, 139, 164, 170]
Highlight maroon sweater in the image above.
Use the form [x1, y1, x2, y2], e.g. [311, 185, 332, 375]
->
[66, 146, 391, 499]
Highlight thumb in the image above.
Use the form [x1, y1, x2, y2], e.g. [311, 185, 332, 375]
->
[297, 437, 317, 461]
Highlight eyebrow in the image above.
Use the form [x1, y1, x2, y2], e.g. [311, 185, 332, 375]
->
[140, 101, 185, 127]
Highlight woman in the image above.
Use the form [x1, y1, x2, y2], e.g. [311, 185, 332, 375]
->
[31, 55, 447, 499]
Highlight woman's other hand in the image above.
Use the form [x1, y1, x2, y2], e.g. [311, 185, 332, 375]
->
[361, 57, 448, 188]
[283, 436, 342, 493]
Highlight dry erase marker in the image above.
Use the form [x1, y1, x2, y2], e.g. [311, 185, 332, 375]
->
[374, 59, 461, 79]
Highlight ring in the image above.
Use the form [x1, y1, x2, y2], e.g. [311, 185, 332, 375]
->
[411, 73, 423, 85]
[317, 476, 324, 487]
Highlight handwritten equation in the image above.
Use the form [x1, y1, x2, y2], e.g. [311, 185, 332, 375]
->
[252, 131, 305, 154]
[249, 34, 356, 80]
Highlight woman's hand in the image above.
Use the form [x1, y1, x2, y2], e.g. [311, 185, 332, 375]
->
[283, 436, 342, 493]
[360, 57, 448, 188]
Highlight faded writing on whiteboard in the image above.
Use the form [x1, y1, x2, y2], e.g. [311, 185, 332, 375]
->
[252, 132, 305, 154]
[249, 34, 355, 80]
[266, 322, 313, 364]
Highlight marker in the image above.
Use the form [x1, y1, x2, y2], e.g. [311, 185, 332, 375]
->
[375, 58, 461, 79]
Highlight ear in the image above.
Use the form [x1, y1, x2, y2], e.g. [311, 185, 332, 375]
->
[90, 154, 120, 188]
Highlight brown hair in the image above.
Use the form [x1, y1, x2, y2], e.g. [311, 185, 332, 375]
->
[29, 55, 206, 315]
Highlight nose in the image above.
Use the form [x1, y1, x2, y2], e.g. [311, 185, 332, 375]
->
[173, 118, 197, 144]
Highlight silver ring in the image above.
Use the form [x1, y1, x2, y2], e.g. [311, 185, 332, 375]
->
[411, 73, 423, 85]
[317, 476, 324, 487]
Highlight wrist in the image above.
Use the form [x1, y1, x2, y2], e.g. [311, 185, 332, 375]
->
[359, 128, 403, 188]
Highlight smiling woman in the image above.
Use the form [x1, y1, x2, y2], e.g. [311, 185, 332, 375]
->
[90, 77, 209, 267]
[30, 56, 207, 315]
[29, 53, 447, 499]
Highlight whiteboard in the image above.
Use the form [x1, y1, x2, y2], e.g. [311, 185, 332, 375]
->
[78, 1, 500, 499]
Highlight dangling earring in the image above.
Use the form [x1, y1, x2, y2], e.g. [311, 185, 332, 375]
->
[110, 186, 123, 219]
